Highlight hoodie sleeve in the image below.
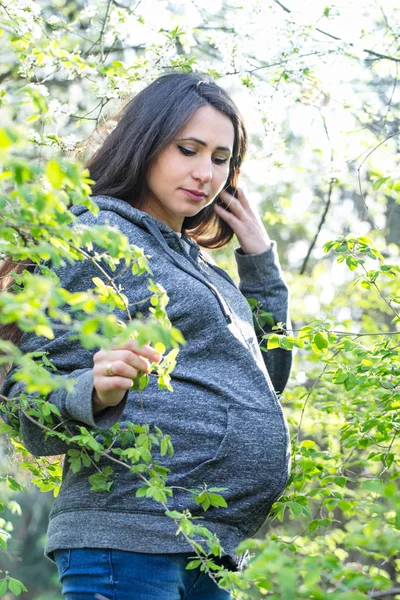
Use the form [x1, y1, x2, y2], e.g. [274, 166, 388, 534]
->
[1, 367, 128, 457]
[0, 238, 128, 457]
[234, 242, 292, 395]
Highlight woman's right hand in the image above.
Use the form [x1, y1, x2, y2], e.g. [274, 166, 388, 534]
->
[92, 340, 161, 413]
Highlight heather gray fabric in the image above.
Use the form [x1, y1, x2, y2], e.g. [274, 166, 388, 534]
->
[1, 195, 291, 561]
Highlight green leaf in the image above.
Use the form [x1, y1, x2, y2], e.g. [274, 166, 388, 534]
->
[344, 374, 358, 391]
[0, 129, 14, 149]
[279, 336, 294, 350]
[201, 496, 211, 511]
[311, 331, 329, 353]
[334, 476, 347, 488]
[298, 326, 313, 340]
[6, 477, 23, 492]
[186, 560, 202, 570]
[45, 160, 64, 187]
[267, 335, 280, 350]
[8, 578, 27, 594]
[0, 580, 7, 595]
[288, 501, 302, 517]
[165, 510, 184, 519]
[69, 457, 81, 473]
[160, 438, 168, 457]
[209, 494, 228, 508]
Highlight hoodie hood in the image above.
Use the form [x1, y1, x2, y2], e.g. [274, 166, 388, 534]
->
[70, 195, 234, 323]
[71, 195, 183, 236]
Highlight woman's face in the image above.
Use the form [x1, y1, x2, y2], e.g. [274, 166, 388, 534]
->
[142, 105, 235, 232]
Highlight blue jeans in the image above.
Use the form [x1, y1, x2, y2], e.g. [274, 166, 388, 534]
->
[54, 548, 232, 600]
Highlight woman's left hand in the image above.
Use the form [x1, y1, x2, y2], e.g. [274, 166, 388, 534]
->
[214, 188, 272, 255]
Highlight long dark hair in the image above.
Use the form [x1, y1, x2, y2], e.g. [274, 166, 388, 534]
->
[86, 72, 248, 248]
[0, 72, 247, 353]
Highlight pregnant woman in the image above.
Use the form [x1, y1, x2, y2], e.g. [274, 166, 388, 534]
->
[1, 71, 292, 600]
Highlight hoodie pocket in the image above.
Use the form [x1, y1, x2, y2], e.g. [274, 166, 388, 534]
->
[180, 405, 290, 527]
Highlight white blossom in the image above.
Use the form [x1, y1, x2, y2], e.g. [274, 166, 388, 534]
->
[26, 130, 42, 145]
[48, 99, 75, 117]
[79, 5, 99, 20]
[26, 83, 49, 97]
[61, 134, 81, 152]
[46, 15, 61, 26]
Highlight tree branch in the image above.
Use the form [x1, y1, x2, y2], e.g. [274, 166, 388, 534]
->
[300, 178, 334, 275]
[357, 132, 400, 226]
[364, 49, 400, 63]
[368, 588, 400, 598]
[99, 0, 113, 63]
[273, 1, 400, 63]
[273, 0, 291, 13]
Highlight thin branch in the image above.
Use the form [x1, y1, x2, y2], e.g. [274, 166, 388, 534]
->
[272, 1, 400, 63]
[295, 349, 340, 445]
[0, 68, 14, 84]
[285, 329, 400, 337]
[357, 132, 400, 226]
[225, 51, 336, 77]
[315, 27, 340, 41]
[83, 0, 113, 59]
[0, 2, 14, 23]
[300, 178, 334, 275]
[352, 252, 400, 322]
[377, 62, 399, 136]
[273, 0, 291, 13]
[111, 0, 142, 15]
[379, 433, 397, 476]
[300, 109, 334, 275]
[68, 244, 133, 320]
[364, 49, 400, 63]
[99, 0, 113, 63]
[368, 588, 400, 598]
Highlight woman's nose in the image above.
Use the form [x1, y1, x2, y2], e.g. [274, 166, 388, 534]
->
[192, 157, 213, 183]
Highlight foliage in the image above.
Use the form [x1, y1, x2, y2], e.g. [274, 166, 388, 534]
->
[0, 0, 399, 598]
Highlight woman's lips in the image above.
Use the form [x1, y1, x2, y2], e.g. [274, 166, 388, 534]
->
[181, 189, 207, 201]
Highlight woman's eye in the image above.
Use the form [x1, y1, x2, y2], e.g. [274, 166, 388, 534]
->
[178, 145, 228, 165]
[178, 146, 195, 156]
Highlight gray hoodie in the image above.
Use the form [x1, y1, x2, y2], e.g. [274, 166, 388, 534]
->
[1, 195, 291, 562]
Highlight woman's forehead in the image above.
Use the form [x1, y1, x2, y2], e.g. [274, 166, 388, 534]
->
[178, 106, 234, 150]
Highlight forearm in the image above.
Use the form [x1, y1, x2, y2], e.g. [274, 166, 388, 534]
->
[1, 367, 128, 456]
[235, 243, 290, 330]
[235, 243, 292, 394]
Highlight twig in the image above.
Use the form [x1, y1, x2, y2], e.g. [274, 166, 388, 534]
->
[357, 261, 400, 323]
[379, 433, 397, 476]
[295, 350, 339, 444]
[357, 132, 400, 225]
[272, 1, 400, 63]
[99, 0, 113, 63]
[273, 0, 291, 12]
[68, 244, 133, 321]
[300, 178, 334, 275]
[363, 49, 400, 63]
[286, 329, 400, 337]
[368, 588, 400, 598]
[377, 62, 398, 135]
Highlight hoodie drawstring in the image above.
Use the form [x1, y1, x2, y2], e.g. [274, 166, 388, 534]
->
[144, 219, 232, 324]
